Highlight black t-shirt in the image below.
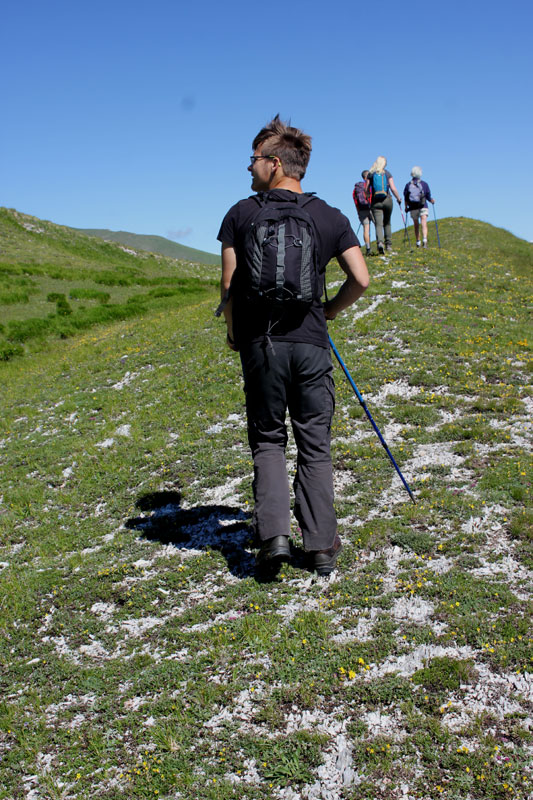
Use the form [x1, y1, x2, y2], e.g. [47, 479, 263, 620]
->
[217, 189, 359, 348]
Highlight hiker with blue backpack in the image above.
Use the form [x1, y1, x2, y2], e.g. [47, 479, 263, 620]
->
[217, 115, 369, 576]
[403, 166, 435, 248]
[352, 170, 372, 257]
[365, 156, 402, 254]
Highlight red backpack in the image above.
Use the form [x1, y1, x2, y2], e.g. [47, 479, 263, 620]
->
[353, 181, 370, 209]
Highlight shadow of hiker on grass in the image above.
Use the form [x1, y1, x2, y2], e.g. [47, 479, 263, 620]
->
[125, 490, 260, 579]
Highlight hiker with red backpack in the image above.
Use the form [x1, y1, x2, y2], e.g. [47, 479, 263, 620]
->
[217, 115, 369, 576]
[364, 156, 402, 254]
[403, 166, 435, 248]
[352, 170, 372, 257]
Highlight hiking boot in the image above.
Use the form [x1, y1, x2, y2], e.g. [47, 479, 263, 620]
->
[422, 241, 427, 248]
[377, 243, 385, 255]
[416, 240, 421, 248]
[386, 245, 396, 254]
[310, 535, 343, 576]
[256, 535, 291, 566]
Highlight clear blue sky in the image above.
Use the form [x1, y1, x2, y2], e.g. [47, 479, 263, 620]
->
[2, 0, 532, 254]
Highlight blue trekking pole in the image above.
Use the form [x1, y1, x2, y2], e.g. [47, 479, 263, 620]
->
[329, 335, 416, 503]
[432, 204, 441, 249]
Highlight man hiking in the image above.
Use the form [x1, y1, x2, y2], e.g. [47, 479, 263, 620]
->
[217, 115, 369, 575]
[403, 166, 435, 248]
[353, 170, 372, 257]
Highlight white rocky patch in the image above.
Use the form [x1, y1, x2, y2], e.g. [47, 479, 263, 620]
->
[461, 503, 510, 540]
[441, 666, 533, 732]
[112, 371, 140, 390]
[403, 441, 464, 477]
[333, 470, 359, 495]
[331, 609, 381, 643]
[392, 595, 435, 623]
[361, 707, 407, 740]
[488, 416, 532, 448]
[95, 437, 115, 448]
[382, 421, 406, 442]
[90, 602, 116, 621]
[79, 640, 111, 659]
[275, 596, 325, 623]
[118, 616, 165, 637]
[426, 408, 464, 431]
[201, 476, 248, 505]
[365, 379, 420, 406]
[350, 295, 389, 322]
[366, 644, 476, 680]
[115, 424, 131, 437]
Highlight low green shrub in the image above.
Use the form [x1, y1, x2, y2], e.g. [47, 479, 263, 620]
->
[0, 291, 29, 304]
[411, 657, 476, 691]
[7, 317, 51, 342]
[0, 337, 24, 360]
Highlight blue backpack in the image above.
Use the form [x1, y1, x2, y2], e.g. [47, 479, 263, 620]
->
[372, 172, 388, 198]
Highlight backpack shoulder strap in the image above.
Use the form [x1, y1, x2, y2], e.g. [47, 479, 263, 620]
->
[297, 192, 317, 208]
[248, 193, 266, 208]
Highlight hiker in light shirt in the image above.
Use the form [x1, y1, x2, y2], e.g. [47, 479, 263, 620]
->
[403, 166, 435, 248]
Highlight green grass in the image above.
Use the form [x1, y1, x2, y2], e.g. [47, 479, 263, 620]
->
[0, 207, 218, 358]
[0, 212, 532, 799]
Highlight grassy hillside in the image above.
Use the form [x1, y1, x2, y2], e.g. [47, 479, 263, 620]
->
[0, 208, 218, 360]
[78, 228, 221, 267]
[0, 217, 532, 800]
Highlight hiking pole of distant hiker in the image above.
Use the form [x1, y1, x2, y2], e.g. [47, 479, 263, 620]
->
[400, 206, 411, 248]
[369, 208, 376, 253]
[356, 221, 362, 238]
[328, 335, 416, 504]
[432, 203, 441, 249]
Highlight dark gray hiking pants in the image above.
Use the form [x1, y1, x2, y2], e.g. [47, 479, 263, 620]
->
[371, 195, 393, 246]
[240, 341, 337, 552]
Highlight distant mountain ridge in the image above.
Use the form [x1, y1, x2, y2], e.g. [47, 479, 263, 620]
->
[78, 228, 220, 266]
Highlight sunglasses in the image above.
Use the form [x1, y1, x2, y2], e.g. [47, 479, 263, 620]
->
[249, 155, 276, 164]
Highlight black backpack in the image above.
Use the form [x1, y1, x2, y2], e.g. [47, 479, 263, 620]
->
[240, 192, 321, 309]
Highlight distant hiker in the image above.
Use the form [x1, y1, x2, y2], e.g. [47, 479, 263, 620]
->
[352, 170, 372, 257]
[403, 166, 435, 248]
[217, 115, 369, 576]
[365, 156, 402, 254]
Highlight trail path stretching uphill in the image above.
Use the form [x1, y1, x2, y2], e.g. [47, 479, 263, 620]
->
[0, 218, 532, 799]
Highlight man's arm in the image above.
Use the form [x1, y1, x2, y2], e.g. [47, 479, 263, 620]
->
[221, 242, 237, 350]
[324, 246, 369, 321]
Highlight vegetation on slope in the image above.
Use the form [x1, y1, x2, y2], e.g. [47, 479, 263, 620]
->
[78, 228, 221, 267]
[0, 208, 218, 360]
[0, 216, 531, 799]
